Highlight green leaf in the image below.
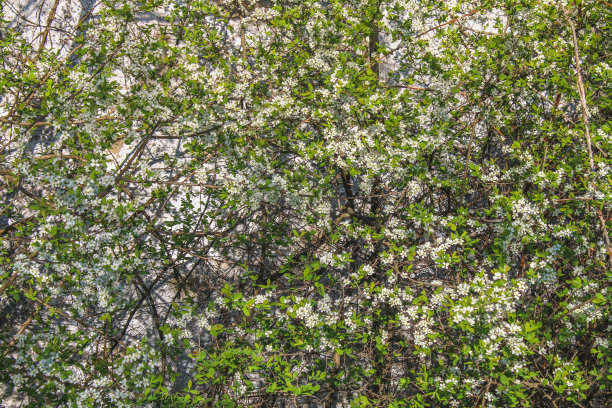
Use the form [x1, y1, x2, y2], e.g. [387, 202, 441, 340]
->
[500, 374, 509, 386]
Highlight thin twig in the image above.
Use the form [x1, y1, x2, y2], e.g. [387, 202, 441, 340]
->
[121, 179, 223, 188]
[461, 117, 478, 206]
[34, 0, 62, 62]
[564, 9, 612, 267]
[420, 8, 481, 38]
[2, 305, 41, 356]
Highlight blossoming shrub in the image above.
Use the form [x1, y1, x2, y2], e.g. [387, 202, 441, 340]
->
[0, 0, 610, 407]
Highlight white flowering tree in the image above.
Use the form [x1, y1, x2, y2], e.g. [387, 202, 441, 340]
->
[0, 0, 611, 407]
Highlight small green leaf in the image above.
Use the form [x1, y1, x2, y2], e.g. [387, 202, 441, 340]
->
[500, 374, 509, 385]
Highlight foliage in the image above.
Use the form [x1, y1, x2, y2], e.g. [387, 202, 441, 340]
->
[0, 0, 611, 407]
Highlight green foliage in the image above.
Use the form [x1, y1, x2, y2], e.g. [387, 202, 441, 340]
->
[0, 0, 611, 407]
